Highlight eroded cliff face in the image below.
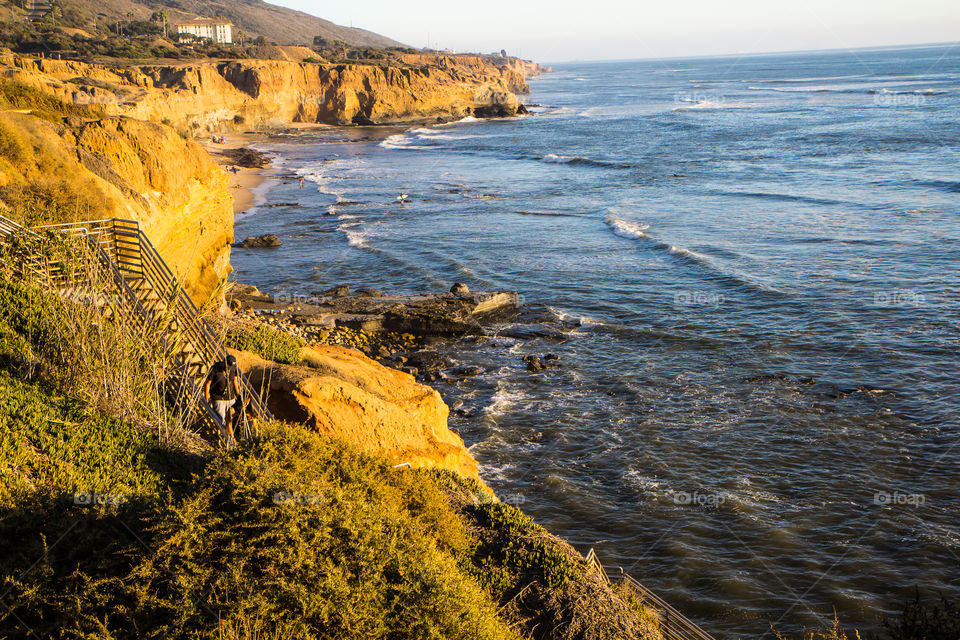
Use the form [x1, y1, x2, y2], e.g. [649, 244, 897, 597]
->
[233, 345, 488, 489]
[0, 112, 232, 304]
[0, 52, 543, 130]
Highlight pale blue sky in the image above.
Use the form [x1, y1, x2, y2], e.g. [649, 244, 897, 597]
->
[277, 0, 958, 62]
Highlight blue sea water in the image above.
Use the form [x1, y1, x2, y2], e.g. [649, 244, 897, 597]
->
[232, 43, 960, 638]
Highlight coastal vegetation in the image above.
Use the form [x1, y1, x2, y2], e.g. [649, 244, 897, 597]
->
[225, 323, 305, 365]
[0, 165, 657, 638]
[0, 0, 403, 60]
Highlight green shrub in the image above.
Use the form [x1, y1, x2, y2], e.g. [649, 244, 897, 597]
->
[0, 423, 522, 640]
[882, 593, 960, 640]
[226, 325, 304, 364]
[0, 80, 100, 121]
[0, 370, 165, 505]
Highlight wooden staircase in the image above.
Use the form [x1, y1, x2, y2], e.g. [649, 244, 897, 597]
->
[586, 549, 717, 640]
[0, 215, 270, 442]
[25, 0, 53, 22]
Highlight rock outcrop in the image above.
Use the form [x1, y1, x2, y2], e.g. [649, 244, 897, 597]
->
[0, 112, 232, 304]
[233, 344, 487, 488]
[0, 52, 544, 131]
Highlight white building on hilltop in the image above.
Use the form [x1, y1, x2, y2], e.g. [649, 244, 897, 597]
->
[176, 18, 233, 44]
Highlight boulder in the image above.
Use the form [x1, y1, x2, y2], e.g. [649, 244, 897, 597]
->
[231, 345, 489, 490]
[450, 282, 470, 297]
[234, 234, 282, 248]
[523, 354, 546, 372]
[320, 284, 350, 297]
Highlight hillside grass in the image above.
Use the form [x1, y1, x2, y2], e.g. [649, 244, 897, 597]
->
[0, 260, 660, 639]
[225, 324, 304, 365]
[0, 89, 111, 225]
[0, 79, 100, 121]
[0, 370, 166, 505]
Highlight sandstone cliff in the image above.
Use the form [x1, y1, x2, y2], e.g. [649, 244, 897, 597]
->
[233, 344, 487, 488]
[0, 52, 543, 130]
[0, 111, 232, 304]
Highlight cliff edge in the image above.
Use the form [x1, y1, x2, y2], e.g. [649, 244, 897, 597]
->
[233, 344, 486, 487]
[1, 51, 544, 130]
[0, 109, 231, 304]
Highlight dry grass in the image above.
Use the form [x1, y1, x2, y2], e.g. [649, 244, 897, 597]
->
[0, 230, 204, 448]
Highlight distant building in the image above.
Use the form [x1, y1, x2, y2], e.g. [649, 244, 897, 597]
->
[176, 18, 233, 44]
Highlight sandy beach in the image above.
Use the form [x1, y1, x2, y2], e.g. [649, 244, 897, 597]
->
[199, 132, 270, 214]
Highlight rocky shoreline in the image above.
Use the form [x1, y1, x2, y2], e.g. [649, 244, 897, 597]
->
[225, 281, 526, 382]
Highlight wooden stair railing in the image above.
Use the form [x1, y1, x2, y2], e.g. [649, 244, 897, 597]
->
[585, 548, 717, 640]
[0, 215, 271, 441]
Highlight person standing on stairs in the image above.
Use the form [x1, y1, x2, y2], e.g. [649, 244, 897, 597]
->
[204, 355, 241, 448]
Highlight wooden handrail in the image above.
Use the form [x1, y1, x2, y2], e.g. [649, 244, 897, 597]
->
[585, 548, 717, 640]
[0, 214, 271, 436]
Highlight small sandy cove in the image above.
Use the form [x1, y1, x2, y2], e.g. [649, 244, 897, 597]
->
[199, 132, 269, 214]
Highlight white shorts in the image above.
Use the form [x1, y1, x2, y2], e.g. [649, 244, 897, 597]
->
[213, 399, 234, 425]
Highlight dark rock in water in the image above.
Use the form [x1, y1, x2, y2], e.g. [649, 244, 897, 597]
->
[452, 365, 483, 377]
[523, 354, 558, 372]
[401, 366, 418, 377]
[355, 288, 383, 298]
[405, 350, 445, 372]
[524, 355, 546, 372]
[450, 282, 470, 297]
[380, 306, 483, 337]
[234, 234, 282, 248]
[742, 373, 791, 384]
[221, 147, 271, 168]
[321, 284, 350, 297]
[450, 399, 464, 411]
[474, 103, 527, 118]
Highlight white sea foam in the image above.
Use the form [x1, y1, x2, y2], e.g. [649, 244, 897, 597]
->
[246, 177, 278, 209]
[623, 469, 663, 491]
[874, 87, 946, 95]
[484, 381, 526, 418]
[379, 133, 419, 149]
[668, 245, 711, 262]
[604, 214, 649, 239]
[337, 222, 370, 248]
[671, 98, 762, 111]
[542, 153, 589, 164]
[547, 306, 603, 327]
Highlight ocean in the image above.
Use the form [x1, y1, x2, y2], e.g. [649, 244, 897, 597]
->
[231, 43, 960, 638]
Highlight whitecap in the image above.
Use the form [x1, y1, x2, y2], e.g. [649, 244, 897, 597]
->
[604, 214, 649, 239]
[338, 223, 370, 248]
[542, 153, 589, 164]
[484, 381, 526, 418]
[668, 245, 711, 262]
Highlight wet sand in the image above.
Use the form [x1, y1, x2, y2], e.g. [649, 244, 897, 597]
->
[200, 132, 269, 214]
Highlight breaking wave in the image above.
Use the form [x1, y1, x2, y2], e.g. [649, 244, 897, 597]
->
[603, 214, 649, 239]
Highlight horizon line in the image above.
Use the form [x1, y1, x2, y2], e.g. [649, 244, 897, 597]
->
[538, 39, 959, 66]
